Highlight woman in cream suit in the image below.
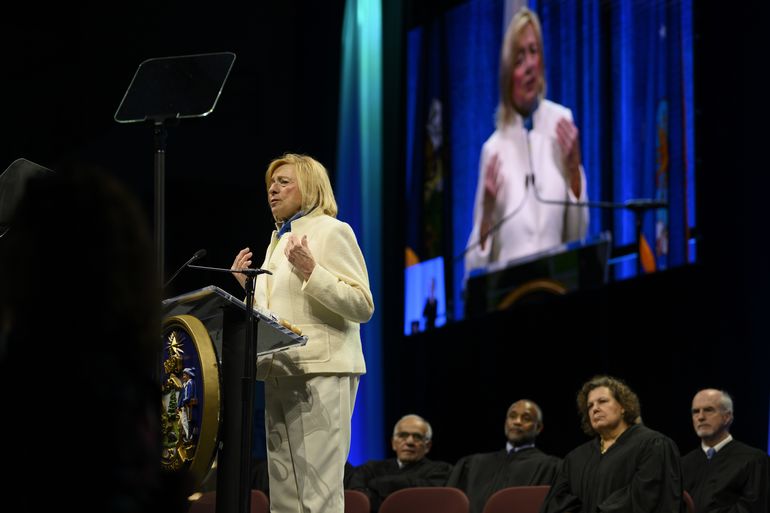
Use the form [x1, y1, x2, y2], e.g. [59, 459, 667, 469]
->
[231, 153, 373, 513]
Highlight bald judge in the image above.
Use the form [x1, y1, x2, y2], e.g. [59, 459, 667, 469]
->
[447, 399, 560, 513]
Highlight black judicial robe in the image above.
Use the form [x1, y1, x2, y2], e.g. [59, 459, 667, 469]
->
[447, 447, 560, 513]
[681, 440, 769, 513]
[540, 424, 684, 513]
[347, 457, 453, 512]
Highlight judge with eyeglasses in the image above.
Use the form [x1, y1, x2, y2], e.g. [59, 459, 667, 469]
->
[346, 414, 453, 512]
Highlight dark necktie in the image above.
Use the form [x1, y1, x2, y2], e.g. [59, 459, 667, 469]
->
[706, 447, 716, 460]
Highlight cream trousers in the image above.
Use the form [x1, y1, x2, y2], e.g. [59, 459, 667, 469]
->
[265, 374, 359, 513]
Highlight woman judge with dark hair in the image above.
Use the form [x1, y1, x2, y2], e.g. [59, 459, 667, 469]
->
[540, 375, 684, 513]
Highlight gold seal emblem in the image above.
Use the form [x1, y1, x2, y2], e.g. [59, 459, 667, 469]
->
[161, 315, 220, 486]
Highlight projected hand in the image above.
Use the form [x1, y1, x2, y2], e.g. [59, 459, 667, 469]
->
[481, 153, 502, 249]
[556, 118, 582, 197]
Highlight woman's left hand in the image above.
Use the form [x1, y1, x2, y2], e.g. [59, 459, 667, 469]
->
[285, 234, 316, 280]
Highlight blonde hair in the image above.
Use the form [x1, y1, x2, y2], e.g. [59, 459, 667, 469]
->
[264, 153, 338, 219]
[496, 7, 546, 129]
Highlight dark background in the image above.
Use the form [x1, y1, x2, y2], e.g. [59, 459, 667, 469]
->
[1, 2, 346, 300]
[2, 1, 768, 464]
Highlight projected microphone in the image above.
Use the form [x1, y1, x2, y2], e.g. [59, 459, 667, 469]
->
[523, 111, 667, 214]
[622, 198, 668, 210]
[524, 123, 668, 278]
[164, 248, 207, 288]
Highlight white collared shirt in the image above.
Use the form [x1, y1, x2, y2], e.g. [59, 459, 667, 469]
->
[702, 433, 733, 455]
[506, 441, 535, 454]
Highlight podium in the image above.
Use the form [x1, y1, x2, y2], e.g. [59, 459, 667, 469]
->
[465, 232, 611, 318]
[160, 286, 306, 513]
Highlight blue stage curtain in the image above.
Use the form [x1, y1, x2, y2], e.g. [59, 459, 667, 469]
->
[336, 0, 385, 462]
[405, 0, 504, 321]
[534, 0, 695, 278]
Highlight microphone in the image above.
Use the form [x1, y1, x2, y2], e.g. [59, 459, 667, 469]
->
[164, 249, 207, 288]
[622, 198, 668, 210]
[187, 264, 273, 277]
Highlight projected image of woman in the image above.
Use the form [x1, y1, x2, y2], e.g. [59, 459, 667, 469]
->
[465, 7, 589, 274]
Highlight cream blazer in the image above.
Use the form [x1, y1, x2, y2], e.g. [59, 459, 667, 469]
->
[253, 211, 373, 378]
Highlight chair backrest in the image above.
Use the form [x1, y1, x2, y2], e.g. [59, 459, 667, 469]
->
[188, 489, 270, 513]
[682, 490, 696, 513]
[482, 485, 551, 513]
[379, 487, 469, 513]
[345, 489, 371, 513]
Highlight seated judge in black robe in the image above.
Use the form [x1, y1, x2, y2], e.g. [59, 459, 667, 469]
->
[682, 388, 769, 513]
[347, 414, 452, 512]
[447, 399, 560, 513]
[541, 375, 683, 513]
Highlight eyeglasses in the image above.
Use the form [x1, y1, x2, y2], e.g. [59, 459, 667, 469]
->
[394, 431, 427, 443]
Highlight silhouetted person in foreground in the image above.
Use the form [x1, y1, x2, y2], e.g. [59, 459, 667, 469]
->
[0, 165, 190, 512]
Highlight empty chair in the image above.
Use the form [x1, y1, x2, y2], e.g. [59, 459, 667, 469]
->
[682, 490, 696, 513]
[345, 489, 371, 513]
[379, 487, 469, 513]
[482, 485, 550, 513]
[188, 489, 270, 513]
[187, 490, 216, 513]
[249, 490, 270, 513]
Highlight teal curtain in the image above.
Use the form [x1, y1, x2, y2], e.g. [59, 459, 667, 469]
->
[336, 0, 385, 462]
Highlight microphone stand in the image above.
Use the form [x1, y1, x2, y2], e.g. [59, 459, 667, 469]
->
[459, 175, 666, 279]
[187, 263, 271, 513]
[531, 187, 667, 276]
[523, 122, 667, 276]
[459, 121, 667, 322]
[153, 119, 167, 287]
